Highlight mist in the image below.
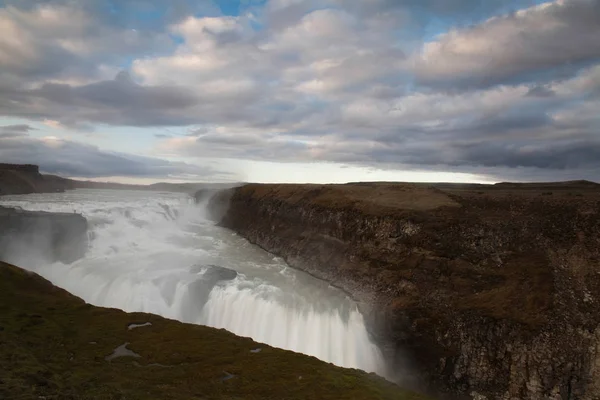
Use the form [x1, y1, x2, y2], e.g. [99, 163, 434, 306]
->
[0, 189, 392, 379]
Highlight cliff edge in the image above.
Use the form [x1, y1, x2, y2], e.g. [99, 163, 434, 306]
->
[0, 163, 73, 195]
[210, 181, 600, 399]
[0, 206, 88, 265]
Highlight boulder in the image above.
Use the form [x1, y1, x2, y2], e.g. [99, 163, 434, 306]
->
[202, 264, 238, 282]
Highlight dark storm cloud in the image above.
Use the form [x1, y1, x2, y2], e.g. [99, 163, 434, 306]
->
[320, 139, 600, 181]
[458, 108, 554, 136]
[0, 43, 78, 80]
[0, 124, 36, 138]
[0, 135, 229, 179]
[452, 141, 600, 170]
[0, 71, 199, 126]
[345, 134, 600, 171]
[0, 124, 35, 133]
[39, 71, 195, 110]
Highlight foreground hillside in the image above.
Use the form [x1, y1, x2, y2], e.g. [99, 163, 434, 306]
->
[210, 181, 600, 399]
[0, 261, 427, 400]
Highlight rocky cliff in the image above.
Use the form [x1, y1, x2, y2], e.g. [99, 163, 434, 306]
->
[0, 163, 74, 195]
[0, 206, 88, 264]
[0, 260, 428, 400]
[210, 181, 600, 399]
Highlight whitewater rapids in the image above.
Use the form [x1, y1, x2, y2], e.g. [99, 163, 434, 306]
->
[0, 189, 386, 375]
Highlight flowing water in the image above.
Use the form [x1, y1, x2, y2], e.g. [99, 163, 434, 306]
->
[1, 189, 386, 375]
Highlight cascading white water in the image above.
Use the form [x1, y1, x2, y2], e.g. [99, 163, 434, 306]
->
[0, 189, 386, 375]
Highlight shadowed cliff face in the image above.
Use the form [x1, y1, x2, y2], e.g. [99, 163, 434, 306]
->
[0, 165, 42, 195]
[210, 182, 600, 399]
[0, 207, 88, 265]
[0, 164, 74, 195]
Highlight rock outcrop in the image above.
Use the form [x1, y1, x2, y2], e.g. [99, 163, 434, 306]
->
[0, 206, 88, 264]
[0, 163, 73, 195]
[0, 260, 428, 400]
[210, 182, 600, 399]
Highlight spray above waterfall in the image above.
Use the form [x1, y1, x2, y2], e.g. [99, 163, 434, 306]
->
[0, 189, 386, 376]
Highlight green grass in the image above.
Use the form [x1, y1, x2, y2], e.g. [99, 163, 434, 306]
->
[0, 261, 430, 400]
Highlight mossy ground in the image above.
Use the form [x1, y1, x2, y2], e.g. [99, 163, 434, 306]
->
[0, 261, 429, 400]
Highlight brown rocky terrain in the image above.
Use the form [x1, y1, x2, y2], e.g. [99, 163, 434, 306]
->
[209, 181, 600, 399]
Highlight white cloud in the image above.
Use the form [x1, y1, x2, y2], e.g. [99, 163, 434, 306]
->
[42, 119, 64, 129]
[0, 3, 172, 86]
[1, 0, 600, 182]
[0, 131, 231, 180]
[415, 0, 600, 87]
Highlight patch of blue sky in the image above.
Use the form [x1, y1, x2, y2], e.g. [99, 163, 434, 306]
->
[102, 0, 223, 30]
[417, 0, 557, 42]
[215, 0, 241, 16]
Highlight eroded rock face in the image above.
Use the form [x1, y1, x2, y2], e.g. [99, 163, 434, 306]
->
[209, 182, 600, 399]
[0, 206, 88, 264]
[179, 265, 239, 321]
[201, 264, 238, 282]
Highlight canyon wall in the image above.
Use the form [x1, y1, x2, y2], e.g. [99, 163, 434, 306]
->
[210, 182, 600, 399]
[0, 163, 73, 195]
[0, 206, 88, 264]
[0, 163, 40, 174]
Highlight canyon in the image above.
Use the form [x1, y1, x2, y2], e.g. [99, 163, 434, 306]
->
[209, 181, 600, 399]
[0, 184, 425, 399]
[3, 161, 600, 399]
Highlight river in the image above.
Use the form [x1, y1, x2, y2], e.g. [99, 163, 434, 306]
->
[0, 189, 386, 376]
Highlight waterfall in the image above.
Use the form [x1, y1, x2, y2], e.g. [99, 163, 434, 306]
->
[1, 189, 386, 376]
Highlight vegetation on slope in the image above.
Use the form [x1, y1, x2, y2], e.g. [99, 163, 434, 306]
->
[0, 261, 429, 400]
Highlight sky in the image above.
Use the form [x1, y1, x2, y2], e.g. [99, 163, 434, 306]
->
[0, 0, 599, 184]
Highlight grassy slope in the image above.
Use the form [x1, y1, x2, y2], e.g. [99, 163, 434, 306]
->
[0, 261, 429, 400]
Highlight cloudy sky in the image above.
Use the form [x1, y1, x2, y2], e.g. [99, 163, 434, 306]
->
[0, 0, 599, 183]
